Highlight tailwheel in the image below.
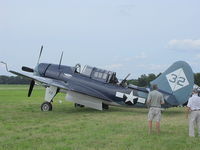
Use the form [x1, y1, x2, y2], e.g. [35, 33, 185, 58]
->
[41, 102, 52, 111]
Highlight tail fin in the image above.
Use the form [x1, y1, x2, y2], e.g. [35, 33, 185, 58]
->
[151, 61, 194, 106]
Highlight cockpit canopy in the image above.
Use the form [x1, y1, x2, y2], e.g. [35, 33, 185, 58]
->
[81, 65, 118, 84]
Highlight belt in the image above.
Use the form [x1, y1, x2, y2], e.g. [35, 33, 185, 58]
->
[150, 106, 161, 108]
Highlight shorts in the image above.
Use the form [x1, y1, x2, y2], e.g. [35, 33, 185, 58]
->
[148, 107, 161, 122]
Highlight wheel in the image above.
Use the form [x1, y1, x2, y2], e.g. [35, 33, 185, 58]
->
[41, 102, 52, 111]
[74, 103, 84, 108]
[74, 103, 78, 107]
[102, 103, 109, 110]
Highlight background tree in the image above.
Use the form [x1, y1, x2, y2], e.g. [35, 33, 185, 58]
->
[128, 73, 158, 87]
[0, 76, 30, 84]
[194, 73, 200, 86]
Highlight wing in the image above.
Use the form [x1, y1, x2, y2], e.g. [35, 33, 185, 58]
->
[9, 70, 71, 91]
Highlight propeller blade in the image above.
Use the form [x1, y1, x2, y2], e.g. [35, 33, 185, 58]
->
[37, 45, 43, 65]
[22, 66, 34, 72]
[28, 80, 35, 97]
[59, 51, 63, 69]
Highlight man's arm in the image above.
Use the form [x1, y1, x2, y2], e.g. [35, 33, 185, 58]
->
[146, 93, 151, 104]
[160, 94, 165, 105]
[186, 106, 191, 119]
[146, 93, 151, 109]
[186, 98, 192, 119]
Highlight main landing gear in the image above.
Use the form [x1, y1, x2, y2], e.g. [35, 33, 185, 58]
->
[102, 103, 109, 110]
[41, 86, 58, 111]
[41, 102, 52, 111]
[74, 103, 84, 108]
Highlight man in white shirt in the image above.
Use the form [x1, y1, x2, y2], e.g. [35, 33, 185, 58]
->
[187, 89, 200, 137]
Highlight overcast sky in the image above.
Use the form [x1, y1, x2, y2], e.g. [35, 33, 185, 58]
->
[1, 0, 200, 79]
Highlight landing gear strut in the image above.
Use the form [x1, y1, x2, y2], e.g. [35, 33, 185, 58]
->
[41, 102, 52, 111]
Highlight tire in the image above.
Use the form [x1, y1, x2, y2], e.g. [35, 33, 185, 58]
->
[74, 103, 78, 107]
[41, 102, 52, 111]
[102, 103, 109, 110]
[74, 103, 84, 108]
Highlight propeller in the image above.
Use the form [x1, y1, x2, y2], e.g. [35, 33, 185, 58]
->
[21, 45, 43, 73]
[37, 45, 43, 65]
[28, 80, 35, 97]
[21, 45, 43, 97]
[59, 51, 63, 69]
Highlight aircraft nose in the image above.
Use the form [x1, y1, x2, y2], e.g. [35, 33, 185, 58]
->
[37, 63, 50, 76]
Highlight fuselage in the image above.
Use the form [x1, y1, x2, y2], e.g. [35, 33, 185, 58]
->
[37, 63, 172, 108]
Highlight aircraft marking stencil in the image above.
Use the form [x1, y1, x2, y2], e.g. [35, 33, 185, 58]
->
[116, 91, 137, 104]
[116, 91, 146, 104]
[166, 68, 189, 92]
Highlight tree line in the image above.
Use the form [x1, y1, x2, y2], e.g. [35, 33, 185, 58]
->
[1, 73, 200, 87]
[0, 75, 30, 84]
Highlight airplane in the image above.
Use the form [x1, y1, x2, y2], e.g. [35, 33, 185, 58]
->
[1, 46, 194, 111]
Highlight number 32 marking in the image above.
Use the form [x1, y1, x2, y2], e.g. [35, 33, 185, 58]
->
[169, 74, 185, 86]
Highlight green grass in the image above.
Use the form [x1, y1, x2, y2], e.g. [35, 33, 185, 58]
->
[0, 85, 200, 150]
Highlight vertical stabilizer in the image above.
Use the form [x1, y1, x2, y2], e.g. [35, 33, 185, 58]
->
[151, 61, 194, 106]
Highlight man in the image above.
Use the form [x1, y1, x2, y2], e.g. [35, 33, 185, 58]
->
[186, 89, 200, 137]
[146, 84, 165, 134]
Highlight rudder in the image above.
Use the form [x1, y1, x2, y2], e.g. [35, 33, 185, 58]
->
[151, 61, 194, 106]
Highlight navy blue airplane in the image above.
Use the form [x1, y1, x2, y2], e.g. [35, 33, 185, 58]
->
[1, 46, 194, 111]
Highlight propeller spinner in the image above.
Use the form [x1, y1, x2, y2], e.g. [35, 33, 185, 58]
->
[22, 66, 34, 72]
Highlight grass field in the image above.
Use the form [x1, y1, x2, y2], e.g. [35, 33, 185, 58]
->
[0, 85, 200, 150]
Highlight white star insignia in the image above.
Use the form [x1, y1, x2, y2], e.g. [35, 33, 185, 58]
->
[125, 91, 138, 104]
